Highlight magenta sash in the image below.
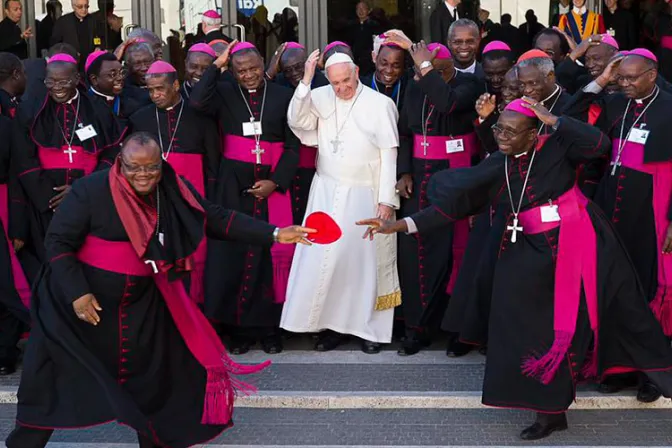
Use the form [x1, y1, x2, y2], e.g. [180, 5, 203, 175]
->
[412, 133, 478, 167]
[165, 152, 207, 304]
[76, 235, 270, 424]
[223, 135, 295, 304]
[613, 139, 672, 334]
[662, 36, 672, 50]
[38, 145, 98, 175]
[517, 185, 599, 384]
[0, 184, 30, 308]
[298, 145, 317, 169]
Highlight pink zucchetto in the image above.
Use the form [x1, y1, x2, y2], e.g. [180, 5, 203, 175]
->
[188, 43, 217, 58]
[504, 98, 538, 118]
[627, 48, 658, 63]
[427, 43, 452, 60]
[85, 50, 108, 73]
[230, 42, 258, 54]
[146, 60, 177, 75]
[203, 10, 221, 19]
[379, 34, 401, 48]
[599, 34, 619, 50]
[48, 53, 77, 65]
[284, 42, 305, 50]
[483, 41, 512, 54]
[324, 41, 351, 53]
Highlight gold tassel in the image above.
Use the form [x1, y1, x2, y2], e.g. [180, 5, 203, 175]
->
[375, 291, 402, 311]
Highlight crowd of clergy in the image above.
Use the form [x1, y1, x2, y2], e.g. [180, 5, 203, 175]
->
[2, 1, 672, 446]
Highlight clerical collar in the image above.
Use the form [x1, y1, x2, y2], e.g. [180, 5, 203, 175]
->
[165, 98, 183, 111]
[246, 83, 264, 94]
[90, 86, 115, 102]
[514, 151, 528, 158]
[635, 87, 658, 105]
[541, 85, 561, 105]
[65, 90, 80, 105]
[573, 6, 587, 15]
[559, 4, 570, 14]
[456, 61, 476, 74]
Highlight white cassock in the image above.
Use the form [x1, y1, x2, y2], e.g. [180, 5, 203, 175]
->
[281, 81, 401, 343]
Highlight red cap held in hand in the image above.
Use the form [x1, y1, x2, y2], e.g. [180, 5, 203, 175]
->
[305, 212, 342, 245]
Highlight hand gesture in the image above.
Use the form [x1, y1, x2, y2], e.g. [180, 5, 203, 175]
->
[521, 96, 558, 127]
[214, 39, 238, 69]
[553, 26, 577, 52]
[73, 293, 102, 326]
[664, 223, 672, 254]
[383, 29, 413, 50]
[303, 49, 320, 86]
[12, 239, 24, 253]
[356, 218, 406, 240]
[247, 179, 277, 200]
[570, 33, 602, 62]
[21, 27, 33, 39]
[276, 225, 316, 245]
[409, 40, 437, 70]
[266, 43, 287, 80]
[49, 185, 72, 210]
[377, 204, 394, 221]
[395, 174, 413, 199]
[114, 37, 141, 60]
[476, 93, 497, 120]
[596, 54, 625, 88]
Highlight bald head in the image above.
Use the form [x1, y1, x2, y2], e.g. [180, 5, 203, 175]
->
[121, 132, 161, 159]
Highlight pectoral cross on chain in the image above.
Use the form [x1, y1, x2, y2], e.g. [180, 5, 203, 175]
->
[63, 146, 77, 164]
[507, 216, 523, 243]
[331, 137, 342, 154]
[610, 161, 621, 176]
[421, 139, 430, 156]
[251, 142, 264, 164]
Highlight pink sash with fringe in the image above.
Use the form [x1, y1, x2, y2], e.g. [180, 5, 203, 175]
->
[0, 184, 30, 308]
[517, 185, 599, 384]
[223, 135, 295, 304]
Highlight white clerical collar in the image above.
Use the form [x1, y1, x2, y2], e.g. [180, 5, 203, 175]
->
[456, 61, 476, 74]
[90, 87, 114, 102]
[206, 28, 218, 35]
[514, 151, 528, 158]
[165, 98, 182, 111]
[445, 1, 458, 16]
[635, 86, 658, 104]
[65, 90, 80, 104]
[573, 6, 587, 15]
[541, 85, 561, 105]
[559, 4, 571, 14]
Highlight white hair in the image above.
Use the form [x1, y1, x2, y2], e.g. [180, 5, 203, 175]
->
[325, 61, 357, 82]
[517, 57, 554, 77]
[448, 19, 480, 41]
[202, 16, 220, 27]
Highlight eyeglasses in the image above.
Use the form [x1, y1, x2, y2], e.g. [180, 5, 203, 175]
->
[491, 124, 534, 140]
[616, 68, 654, 85]
[44, 78, 76, 88]
[100, 69, 127, 81]
[120, 158, 162, 174]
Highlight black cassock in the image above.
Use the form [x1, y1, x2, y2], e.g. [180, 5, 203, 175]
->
[414, 116, 672, 411]
[0, 17, 27, 59]
[360, 71, 411, 114]
[13, 88, 124, 261]
[120, 76, 152, 118]
[14, 169, 275, 447]
[396, 70, 483, 337]
[190, 65, 299, 329]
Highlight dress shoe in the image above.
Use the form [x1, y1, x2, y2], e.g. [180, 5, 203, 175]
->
[446, 339, 472, 357]
[361, 340, 381, 354]
[262, 336, 283, 355]
[0, 364, 15, 376]
[519, 413, 568, 441]
[478, 345, 488, 356]
[228, 339, 252, 355]
[598, 374, 639, 394]
[637, 381, 662, 403]
[314, 331, 344, 352]
[397, 338, 431, 356]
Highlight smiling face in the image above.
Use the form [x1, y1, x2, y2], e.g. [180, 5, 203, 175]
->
[120, 138, 163, 196]
[517, 63, 555, 102]
[280, 48, 307, 87]
[126, 47, 155, 86]
[91, 59, 124, 96]
[573, 0, 586, 8]
[146, 74, 180, 110]
[45, 63, 79, 104]
[500, 68, 521, 108]
[231, 51, 265, 91]
[327, 62, 359, 100]
[585, 44, 617, 79]
[374, 46, 405, 87]
[494, 110, 537, 156]
[449, 25, 480, 68]
[185, 52, 214, 85]
[483, 56, 511, 94]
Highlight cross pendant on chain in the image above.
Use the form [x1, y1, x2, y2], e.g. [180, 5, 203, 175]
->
[421, 139, 430, 156]
[331, 138, 342, 154]
[610, 161, 621, 176]
[507, 216, 523, 243]
[251, 142, 264, 164]
[63, 145, 77, 163]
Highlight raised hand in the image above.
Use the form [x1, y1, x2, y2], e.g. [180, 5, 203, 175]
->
[303, 49, 320, 86]
[383, 29, 413, 50]
[214, 39, 238, 69]
[409, 40, 437, 70]
[596, 54, 625, 88]
[521, 96, 558, 127]
[476, 93, 497, 120]
[569, 34, 602, 62]
[266, 43, 287, 80]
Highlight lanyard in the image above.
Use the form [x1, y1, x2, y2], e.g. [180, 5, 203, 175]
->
[238, 81, 267, 148]
[371, 76, 400, 109]
[156, 101, 185, 161]
[56, 95, 81, 149]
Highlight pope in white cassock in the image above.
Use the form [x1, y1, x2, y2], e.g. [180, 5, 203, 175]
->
[282, 50, 401, 354]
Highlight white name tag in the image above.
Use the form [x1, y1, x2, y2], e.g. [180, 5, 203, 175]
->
[628, 128, 650, 145]
[75, 125, 97, 141]
[446, 138, 465, 154]
[541, 204, 561, 223]
[243, 121, 263, 136]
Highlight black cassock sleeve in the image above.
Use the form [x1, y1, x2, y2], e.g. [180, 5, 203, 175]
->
[475, 114, 499, 155]
[554, 116, 611, 164]
[189, 65, 224, 117]
[45, 181, 92, 304]
[412, 152, 505, 234]
[416, 70, 481, 114]
[555, 59, 588, 94]
[202, 117, 221, 200]
[272, 116, 300, 192]
[397, 93, 413, 177]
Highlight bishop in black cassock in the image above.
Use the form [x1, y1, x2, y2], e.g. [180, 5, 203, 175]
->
[85, 50, 131, 121]
[120, 42, 154, 117]
[181, 43, 216, 100]
[190, 42, 300, 355]
[13, 54, 124, 261]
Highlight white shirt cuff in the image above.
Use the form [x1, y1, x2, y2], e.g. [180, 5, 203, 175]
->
[404, 217, 418, 234]
[583, 80, 604, 94]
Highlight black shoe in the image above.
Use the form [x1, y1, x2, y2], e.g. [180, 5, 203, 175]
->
[262, 336, 283, 355]
[314, 331, 344, 352]
[637, 381, 662, 403]
[361, 340, 381, 354]
[397, 338, 431, 356]
[478, 345, 488, 356]
[519, 413, 568, 441]
[0, 363, 15, 376]
[446, 339, 472, 357]
[598, 374, 639, 394]
[228, 339, 252, 355]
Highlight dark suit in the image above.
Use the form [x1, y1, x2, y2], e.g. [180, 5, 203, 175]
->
[21, 58, 47, 102]
[0, 18, 27, 59]
[430, 2, 460, 45]
[50, 12, 121, 68]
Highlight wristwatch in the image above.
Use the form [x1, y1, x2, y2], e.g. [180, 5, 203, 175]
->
[418, 61, 432, 71]
[272, 227, 280, 242]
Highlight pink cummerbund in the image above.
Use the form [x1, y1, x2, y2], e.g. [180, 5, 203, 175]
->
[412, 133, 478, 168]
[223, 135, 284, 170]
[77, 235, 153, 277]
[39, 145, 98, 175]
[165, 152, 205, 196]
[662, 36, 672, 50]
[298, 145, 317, 169]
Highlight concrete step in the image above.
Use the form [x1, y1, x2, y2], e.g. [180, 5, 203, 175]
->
[0, 407, 671, 446]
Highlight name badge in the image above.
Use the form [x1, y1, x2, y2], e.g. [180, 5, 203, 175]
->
[628, 127, 650, 145]
[243, 121, 263, 136]
[75, 125, 98, 141]
[541, 204, 561, 223]
[607, 28, 616, 37]
[446, 138, 465, 154]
